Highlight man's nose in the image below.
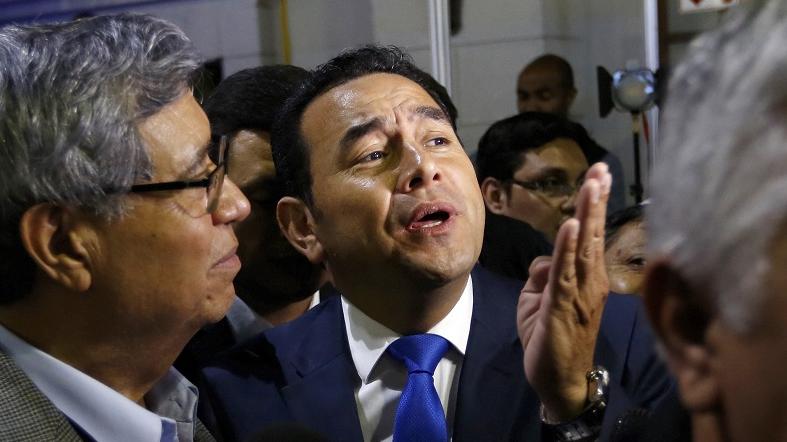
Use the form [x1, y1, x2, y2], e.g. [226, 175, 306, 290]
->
[559, 188, 579, 215]
[212, 177, 251, 224]
[520, 100, 545, 113]
[396, 142, 441, 193]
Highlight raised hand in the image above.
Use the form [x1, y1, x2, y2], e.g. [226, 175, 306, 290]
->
[516, 162, 612, 421]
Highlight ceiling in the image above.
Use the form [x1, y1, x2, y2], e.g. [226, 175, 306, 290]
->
[0, 0, 194, 25]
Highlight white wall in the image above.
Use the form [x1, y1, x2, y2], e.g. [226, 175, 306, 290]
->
[2, 0, 738, 204]
[13, 0, 649, 203]
[549, 0, 650, 204]
[371, 0, 648, 204]
[130, 0, 374, 76]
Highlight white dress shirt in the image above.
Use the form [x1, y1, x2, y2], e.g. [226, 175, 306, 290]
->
[341, 276, 473, 442]
[0, 325, 199, 442]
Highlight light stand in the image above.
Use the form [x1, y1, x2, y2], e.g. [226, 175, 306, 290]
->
[597, 66, 658, 204]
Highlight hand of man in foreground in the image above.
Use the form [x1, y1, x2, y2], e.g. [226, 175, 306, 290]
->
[517, 162, 612, 422]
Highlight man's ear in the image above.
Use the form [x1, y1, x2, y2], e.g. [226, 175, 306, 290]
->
[566, 87, 578, 109]
[18, 204, 94, 292]
[480, 177, 509, 215]
[644, 258, 720, 413]
[277, 196, 325, 264]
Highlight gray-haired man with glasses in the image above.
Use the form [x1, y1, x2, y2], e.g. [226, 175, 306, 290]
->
[0, 14, 249, 440]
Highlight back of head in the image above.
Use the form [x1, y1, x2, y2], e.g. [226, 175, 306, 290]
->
[0, 13, 200, 304]
[475, 111, 593, 183]
[648, 0, 787, 332]
[271, 45, 456, 206]
[203, 65, 309, 136]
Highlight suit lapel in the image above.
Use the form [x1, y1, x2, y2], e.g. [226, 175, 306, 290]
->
[0, 349, 83, 441]
[278, 298, 364, 442]
[594, 294, 637, 386]
[453, 267, 539, 441]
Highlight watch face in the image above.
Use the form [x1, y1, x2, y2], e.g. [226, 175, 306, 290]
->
[587, 366, 610, 404]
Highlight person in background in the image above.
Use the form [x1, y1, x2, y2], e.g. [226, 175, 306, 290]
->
[605, 204, 647, 295]
[174, 65, 333, 382]
[644, 1, 787, 441]
[517, 54, 626, 212]
[476, 112, 590, 244]
[0, 14, 250, 440]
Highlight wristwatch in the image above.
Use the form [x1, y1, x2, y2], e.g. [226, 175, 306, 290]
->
[540, 365, 610, 442]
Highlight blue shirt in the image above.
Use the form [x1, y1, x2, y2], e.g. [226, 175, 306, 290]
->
[0, 325, 200, 442]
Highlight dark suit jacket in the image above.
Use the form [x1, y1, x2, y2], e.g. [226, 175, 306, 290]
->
[176, 285, 340, 384]
[610, 389, 691, 442]
[199, 266, 673, 442]
[0, 348, 215, 441]
[479, 211, 553, 281]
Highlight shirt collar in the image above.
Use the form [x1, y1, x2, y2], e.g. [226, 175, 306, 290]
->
[341, 275, 474, 383]
[225, 295, 273, 343]
[227, 290, 322, 343]
[0, 324, 199, 442]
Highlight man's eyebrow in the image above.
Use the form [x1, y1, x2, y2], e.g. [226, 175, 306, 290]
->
[528, 167, 569, 181]
[339, 117, 387, 152]
[178, 141, 211, 180]
[338, 106, 450, 152]
[413, 105, 449, 124]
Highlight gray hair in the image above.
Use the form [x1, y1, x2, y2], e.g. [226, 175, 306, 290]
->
[0, 13, 201, 303]
[648, 0, 787, 333]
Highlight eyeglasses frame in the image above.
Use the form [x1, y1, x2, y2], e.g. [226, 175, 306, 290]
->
[129, 134, 229, 215]
[507, 176, 583, 199]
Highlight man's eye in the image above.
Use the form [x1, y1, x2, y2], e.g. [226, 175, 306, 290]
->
[426, 137, 449, 147]
[360, 151, 386, 163]
[626, 256, 646, 268]
[540, 178, 564, 190]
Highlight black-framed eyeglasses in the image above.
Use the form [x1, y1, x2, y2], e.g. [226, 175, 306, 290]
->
[508, 176, 583, 198]
[130, 134, 229, 215]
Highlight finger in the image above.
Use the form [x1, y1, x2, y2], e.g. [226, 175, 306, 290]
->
[523, 256, 552, 293]
[547, 217, 580, 305]
[574, 164, 610, 286]
[516, 289, 542, 343]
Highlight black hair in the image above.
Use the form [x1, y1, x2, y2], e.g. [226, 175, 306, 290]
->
[522, 53, 575, 90]
[270, 45, 457, 206]
[605, 204, 645, 247]
[475, 111, 596, 182]
[203, 65, 309, 136]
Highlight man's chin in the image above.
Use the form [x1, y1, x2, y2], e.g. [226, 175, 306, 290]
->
[400, 251, 477, 287]
[204, 286, 238, 324]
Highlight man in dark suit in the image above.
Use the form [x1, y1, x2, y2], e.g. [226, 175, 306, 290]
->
[199, 45, 672, 441]
[0, 14, 251, 440]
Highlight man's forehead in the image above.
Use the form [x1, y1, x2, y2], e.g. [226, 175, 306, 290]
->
[138, 92, 211, 179]
[519, 70, 564, 89]
[301, 73, 446, 149]
[228, 128, 275, 189]
[314, 73, 439, 118]
[518, 138, 587, 171]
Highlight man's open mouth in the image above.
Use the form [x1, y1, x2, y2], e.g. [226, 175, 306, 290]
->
[406, 203, 456, 232]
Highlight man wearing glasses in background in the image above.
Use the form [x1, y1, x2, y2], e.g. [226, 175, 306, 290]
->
[474, 112, 591, 280]
[0, 13, 248, 440]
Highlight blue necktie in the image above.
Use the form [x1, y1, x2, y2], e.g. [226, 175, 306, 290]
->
[386, 333, 450, 442]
